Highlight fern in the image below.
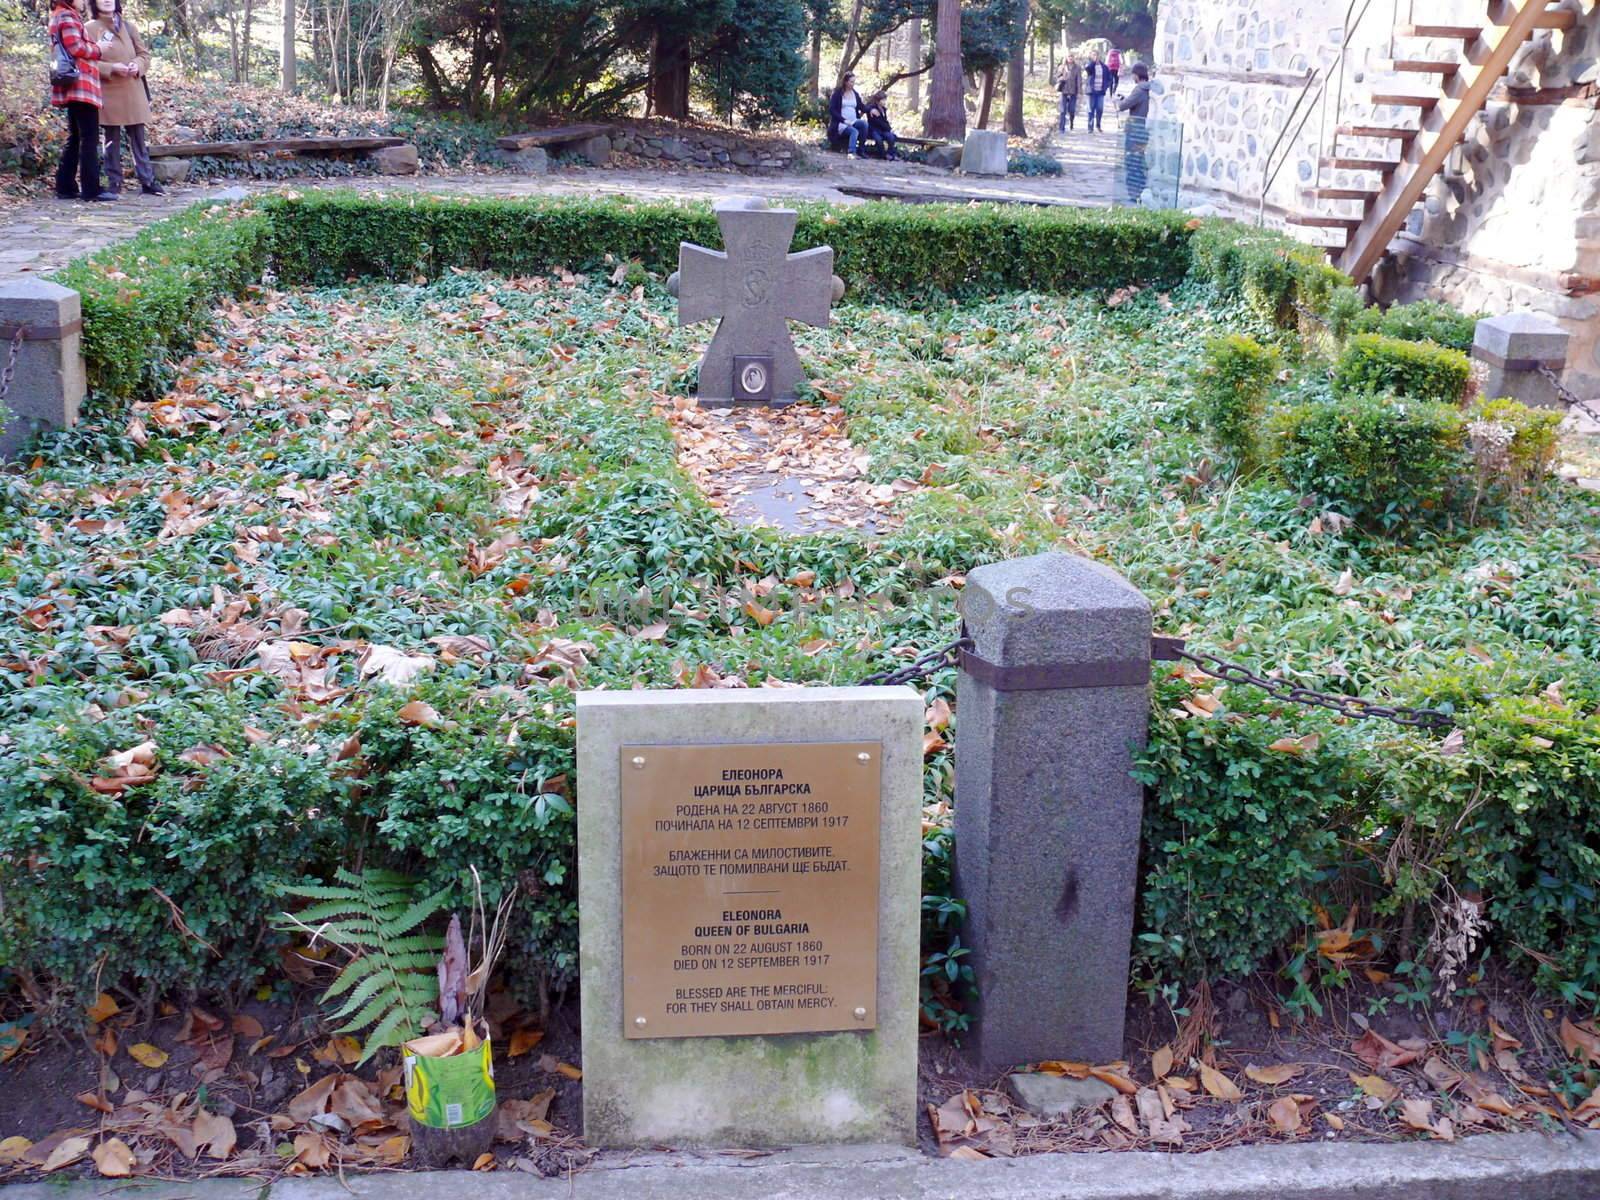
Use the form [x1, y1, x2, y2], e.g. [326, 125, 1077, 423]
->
[277, 868, 449, 1064]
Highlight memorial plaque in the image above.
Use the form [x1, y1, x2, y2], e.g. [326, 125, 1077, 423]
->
[620, 740, 881, 1039]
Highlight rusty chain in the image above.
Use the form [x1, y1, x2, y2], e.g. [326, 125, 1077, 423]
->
[857, 634, 972, 688]
[0, 323, 24, 410]
[1536, 363, 1600, 428]
[1169, 647, 1455, 731]
[859, 630, 1452, 731]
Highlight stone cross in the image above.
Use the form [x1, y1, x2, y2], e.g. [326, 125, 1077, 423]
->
[677, 198, 834, 404]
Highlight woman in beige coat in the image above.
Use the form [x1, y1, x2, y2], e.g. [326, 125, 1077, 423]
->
[85, 0, 163, 195]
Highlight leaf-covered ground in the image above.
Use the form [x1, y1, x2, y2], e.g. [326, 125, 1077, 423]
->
[3, 272, 1599, 1169]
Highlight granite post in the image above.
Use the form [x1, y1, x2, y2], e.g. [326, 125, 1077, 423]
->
[576, 687, 923, 1148]
[1473, 313, 1571, 410]
[0, 280, 86, 460]
[953, 552, 1152, 1072]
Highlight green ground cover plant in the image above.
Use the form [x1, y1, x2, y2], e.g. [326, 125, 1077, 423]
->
[5, 198, 1596, 1041]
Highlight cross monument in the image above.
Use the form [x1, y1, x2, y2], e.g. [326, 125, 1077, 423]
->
[674, 197, 836, 405]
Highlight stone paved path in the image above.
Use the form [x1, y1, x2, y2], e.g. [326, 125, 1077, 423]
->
[0, 127, 1131, 281]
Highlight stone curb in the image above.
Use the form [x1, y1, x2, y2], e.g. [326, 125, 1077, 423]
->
[5, 1132, 1598, 1200]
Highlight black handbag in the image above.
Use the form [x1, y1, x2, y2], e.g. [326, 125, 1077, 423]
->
[50, 28, 79, 86]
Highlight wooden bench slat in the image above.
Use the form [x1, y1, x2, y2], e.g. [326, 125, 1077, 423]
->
[496, 123, 616, 151]
[149, 136, 406, 159]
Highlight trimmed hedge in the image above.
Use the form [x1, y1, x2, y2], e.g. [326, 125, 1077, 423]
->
[1196, 333, 1280, 471]
[52, 202, 272, 401]
[1187, 219, 1349, 328]
[1332, 332, 1472, 404]
[259, 192, 1197, 298]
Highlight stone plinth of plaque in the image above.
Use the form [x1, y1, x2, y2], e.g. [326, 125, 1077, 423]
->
[576, 687, 922, 1148]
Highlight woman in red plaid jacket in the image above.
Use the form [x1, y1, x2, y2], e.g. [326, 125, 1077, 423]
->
[49, 0, 119, 201]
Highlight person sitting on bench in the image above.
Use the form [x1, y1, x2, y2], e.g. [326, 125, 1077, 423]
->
[828, 72, 870, 158]
[864, 91, 899, 159]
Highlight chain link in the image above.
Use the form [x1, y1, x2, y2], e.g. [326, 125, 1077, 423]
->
[1172, 648, 1454, 730]
[858, 635, 972, 688]
[1536, 363, 1600, 428]
[0, 324, 25, 410]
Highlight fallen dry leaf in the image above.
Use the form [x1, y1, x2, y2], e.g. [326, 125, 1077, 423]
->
[1560, 1017, 1600, 1066]
[1351, 1073, 1399, 1104]
[1151, 1045, 1174, 1081]
[1198, 1062, 1243, 1103]
[42, 1135, 91, 1172]
[85, 993, 120, 1024]
[508, 1029, 545, 1058]
[127, 1042, 169, 1069]
[1245, 1063, 1301, 1087]
[92, 1137, 136, 1178]
[0, 1137, 32, 1163]
[1353, 1028, 1420, 1071]
[1267, 1095, 1303, 1134]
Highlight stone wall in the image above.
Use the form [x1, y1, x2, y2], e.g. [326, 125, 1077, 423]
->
[609, 125, 798, 171]
[1151, 0, 1600, 399]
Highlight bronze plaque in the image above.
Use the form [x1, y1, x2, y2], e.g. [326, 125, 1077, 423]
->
[620, 741, 881, 1039]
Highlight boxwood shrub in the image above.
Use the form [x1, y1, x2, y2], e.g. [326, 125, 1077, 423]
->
[1332, 332, 1472, 404]
[1272, 392, 1466, 530]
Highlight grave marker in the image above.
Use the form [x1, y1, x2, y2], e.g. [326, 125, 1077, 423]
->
[674, 197, 835, 406]
[577, 687, 921, 1147]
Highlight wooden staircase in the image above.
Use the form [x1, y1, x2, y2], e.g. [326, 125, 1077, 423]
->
[1284, 0, 1583, 284]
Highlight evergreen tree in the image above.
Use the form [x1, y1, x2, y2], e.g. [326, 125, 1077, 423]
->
[698, 0, 808, 124]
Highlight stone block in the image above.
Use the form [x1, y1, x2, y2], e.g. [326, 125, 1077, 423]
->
[960, 128, 1008, 176]
[573, 135, 611, 167]
[368, 143, 418, 175]
[151, 157, 192, 185]
[1005, 1072, 1118, 1118]
[924, 144, 962, 169]
[953, 552, 1151, 1073]
[576, 687, 923, 1148]
[504, 146, 549, 175]
[1475, 312, 1571, 408]
[0, 279, 86, 460]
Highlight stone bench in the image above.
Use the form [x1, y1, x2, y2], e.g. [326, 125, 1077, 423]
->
[495, 123, 616, 171]
[148, 136, 418, 182]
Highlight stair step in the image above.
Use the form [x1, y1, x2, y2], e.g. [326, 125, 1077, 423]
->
[1489, 0, 1577, 29]
[1390, 59, 1462, 74]
[1338, 124, 1420, 140]
[1311, 186, 1382, 200]
[1287, 213, 1362, 230]
[1321, 155, 1402, 171]
[1397, 22, 1482, 38]
[1371, 93, 1441, 110]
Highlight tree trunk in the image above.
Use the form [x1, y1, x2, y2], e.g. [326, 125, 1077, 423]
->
[241, 0, 254, 81]
[280, 0, 296, 91]
[1003, 0, 1027, 135]
[1048, 36, 1054, 84]
[227, 10, 240, 82]
[650, 26, 691, 120]
[978, 66, 996, 129]
[809, 24, 822, 102]
[907, 18, 922, 110]
[925, 0, 964, 139]
[836, 0, 865, 89]
[414, 43, 447, 107]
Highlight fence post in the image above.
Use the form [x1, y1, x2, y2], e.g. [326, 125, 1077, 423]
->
[0, 280, 86, 461]
[1472, 313, 1570, 410]
[953, 551, 1152, 1072]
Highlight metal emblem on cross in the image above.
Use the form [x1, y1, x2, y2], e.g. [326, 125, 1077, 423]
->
[674, 198, 837, 406]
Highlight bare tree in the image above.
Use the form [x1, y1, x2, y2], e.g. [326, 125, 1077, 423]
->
[1003, 0, 1027, 135]
[925, 0, 964, 138]
[906, 15, 921, 110]
[281, 0, 296, 91]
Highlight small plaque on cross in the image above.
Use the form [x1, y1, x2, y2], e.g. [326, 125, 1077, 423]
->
[676, 198, 835, 406]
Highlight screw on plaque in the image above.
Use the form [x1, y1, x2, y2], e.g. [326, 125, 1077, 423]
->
[634, 1016, 647, 1028]
[631, 756, 647, 769]
[853, 1007, 868, 1020]
[856, 752, 871, 763]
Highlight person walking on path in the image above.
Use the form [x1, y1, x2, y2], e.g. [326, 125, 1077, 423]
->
[1084, 51, 1111, 133]
[1106, 46, 1122, 97]
[1116, 63, 1152, 204]
[50, 0, 119, 201]
[828, 72, 870, 159]
[1055, 54, 1082, 133]
[85, 0, 163, 195]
